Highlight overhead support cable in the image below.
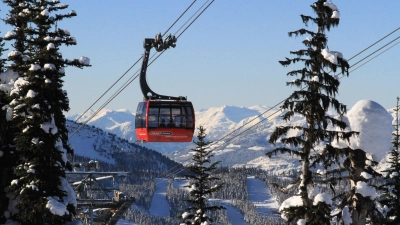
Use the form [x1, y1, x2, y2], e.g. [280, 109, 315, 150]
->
[72, 0, 198, 125]
[348, 26, 400, 61]
[69, 10, 399, 182]
[163, 0, 197, 37]
[69, 0, 215, 138]
[350, 35, 400, 68]
[72, 56, 143, 124]
[147, 26, 400, 190]
[350, 40, 400, 73]
[200, 26, 400, 151]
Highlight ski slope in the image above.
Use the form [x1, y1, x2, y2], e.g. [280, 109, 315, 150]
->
[146, 177, 279, 224]
[117, 220, 138, 225]
[247, 176, 279, 217]
[219, 200, 250, 225]
[149, 178, 171, 217]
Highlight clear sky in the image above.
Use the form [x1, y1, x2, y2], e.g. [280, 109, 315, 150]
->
[1, 1, 400, 116]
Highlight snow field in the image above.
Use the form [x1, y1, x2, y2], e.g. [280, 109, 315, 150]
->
[149, 178, 170, 217]
[246, 176, 279, 218]
[147, 177, 279, 224]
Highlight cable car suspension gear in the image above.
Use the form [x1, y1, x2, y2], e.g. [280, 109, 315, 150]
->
[140, 33, 185, 101]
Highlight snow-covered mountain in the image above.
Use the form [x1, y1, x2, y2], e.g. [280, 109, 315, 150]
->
[67, 105, 279, 154]
[67, 120, 184, 176]
[67, 101, 395, 174]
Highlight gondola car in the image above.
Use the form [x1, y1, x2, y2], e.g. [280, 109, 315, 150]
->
[135, 101, 195, 142]
[135, 34, 195, 142]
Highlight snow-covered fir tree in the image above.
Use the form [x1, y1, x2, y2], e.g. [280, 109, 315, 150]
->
[0, 15, 13, 224]
[181, 126, 224, 225]
[327, 99, 392, 224]
[1, 0, 90, 224]
[0, 29, 6, 73]
[378, 97, 400, 224]
[266, 1, 354, 224]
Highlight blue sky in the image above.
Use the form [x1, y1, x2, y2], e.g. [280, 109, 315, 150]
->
[1, 1, 400, 115]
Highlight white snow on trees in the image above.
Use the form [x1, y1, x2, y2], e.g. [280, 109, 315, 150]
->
[297, 219, 306, 225]
[61, 29, 70, 35]
[23, 8, 31, 15]
[26, 164, 35, 174]
[68, 37, 77, 44]
[5, 31, 16, 38]
[181, 211, 192, 219]
[313, 193, 332, 205]
[41, 115, 58, 134]
[321, 49, 343, 64]
[57, 4, 67, 8]
[47, 43, 55, 50]
[59, 177, 78, 207]
[32, 104, 40, 109]
[10, 78, 29, 96]
[323, 2, 340, 19]
[22, 126, 30, 133]
[331, 11, 340, 19]
[4, 106, 13, 121]
[311, 75, 319, 82]
[355, 181, 377, 199]
[22, 55, 31, 61]
[41, 9, 49, 16]
[29, 64, 41, 71]
[26, 90, 36, 98]
[44, 36, 53, 41]
[44, 63, 56, 70]
[332, 100, 393, 162]
[347, 100, 393, 162]
[79, 56, 90, 65]
[8, 50, 21, 58]
[323, 2, 338, 11]
[56, 138, 68, 164]
[31, 138, 39, 144]
[46, 196, 69, 216]
[279, 195, 303, 220]
[361, 171, 373, 179]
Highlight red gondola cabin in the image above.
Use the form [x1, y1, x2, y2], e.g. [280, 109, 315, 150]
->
[135, 101, 195, 142]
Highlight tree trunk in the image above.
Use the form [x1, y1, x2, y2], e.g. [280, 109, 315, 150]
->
[350, 149, 374, 225]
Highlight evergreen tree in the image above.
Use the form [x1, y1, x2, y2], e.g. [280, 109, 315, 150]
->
[0, 30, 7, 73]
[378, 97, 400, 224]
[181, 126, 224, 225]
[0, 11, 11, 224]
[267, 1, 353, 223]
[2, 1, 90, 224]
[0, 7, 20, 224]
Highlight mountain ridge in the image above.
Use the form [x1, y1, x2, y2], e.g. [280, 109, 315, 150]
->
[67, 102, 395, 174]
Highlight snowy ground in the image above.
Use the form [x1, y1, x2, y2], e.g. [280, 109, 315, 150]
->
[121, 177, 279, 224]
[116, 219, 138, 225]
[153, 178, 250, 224]
[148, 178, 171, 217]
[246, 176, 279, 218]
[218, 200, 250, 225]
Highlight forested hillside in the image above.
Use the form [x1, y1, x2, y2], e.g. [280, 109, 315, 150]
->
[67, 119, 288, 224]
